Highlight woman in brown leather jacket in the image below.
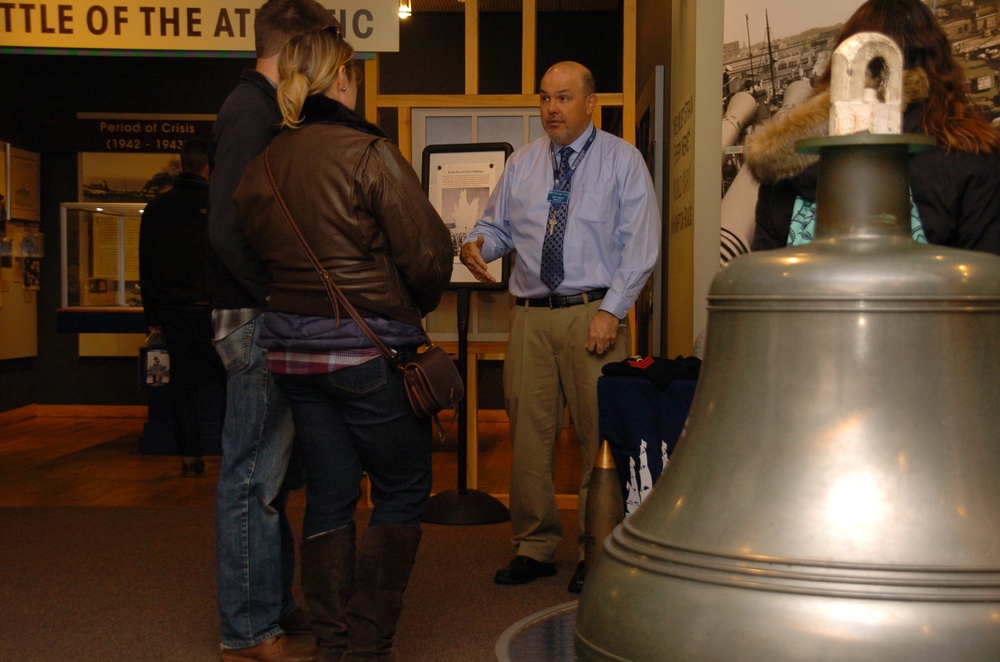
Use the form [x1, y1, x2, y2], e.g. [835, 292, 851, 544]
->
[234, 25, 453, 662]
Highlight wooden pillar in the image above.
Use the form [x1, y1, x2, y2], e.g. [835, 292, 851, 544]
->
[465, 0, 479, 94]
[522, 0, 536, 94]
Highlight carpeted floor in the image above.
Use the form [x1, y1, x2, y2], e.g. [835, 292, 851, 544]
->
[0, 506, 582, 661]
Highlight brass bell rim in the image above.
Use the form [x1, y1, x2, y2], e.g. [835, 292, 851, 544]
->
[705, 297, 1000, 313]
[715, 246, 1000, 298]
[706, 293, 1000, 302]
[601, 525, 1000, 602]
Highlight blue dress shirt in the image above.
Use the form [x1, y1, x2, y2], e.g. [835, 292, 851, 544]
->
[464, 123, 661, 320]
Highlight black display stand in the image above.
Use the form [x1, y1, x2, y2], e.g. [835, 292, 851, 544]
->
[421, 289, 510, 525]
[421, 142, 513, 525]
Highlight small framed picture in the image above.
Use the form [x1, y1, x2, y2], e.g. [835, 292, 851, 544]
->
[22, 257, 41, 290]
[9, 147, 40, 222]
[0, 141, 8, 222]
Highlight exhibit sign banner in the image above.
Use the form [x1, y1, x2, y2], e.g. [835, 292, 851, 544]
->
[75, 112, 215, 153]
[0, 0, 399, 53]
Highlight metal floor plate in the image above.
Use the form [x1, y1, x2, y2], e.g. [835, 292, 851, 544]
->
[495, 600, 579, 661]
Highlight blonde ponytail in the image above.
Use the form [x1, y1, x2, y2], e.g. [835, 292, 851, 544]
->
[277, 70, 310, 128]
[275, 27, 357, 129]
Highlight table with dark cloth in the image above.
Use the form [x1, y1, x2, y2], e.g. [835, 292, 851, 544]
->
[597, 373, 698, 515]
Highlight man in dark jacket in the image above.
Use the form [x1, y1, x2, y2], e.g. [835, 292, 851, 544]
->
[138, 138, 226, 478]
[208, 1, 331, 660]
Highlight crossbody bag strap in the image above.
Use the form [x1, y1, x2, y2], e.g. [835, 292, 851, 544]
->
[262, 147, 398, 363]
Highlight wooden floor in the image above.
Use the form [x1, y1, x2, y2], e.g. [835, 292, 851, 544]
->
[0, 410, 583, 509]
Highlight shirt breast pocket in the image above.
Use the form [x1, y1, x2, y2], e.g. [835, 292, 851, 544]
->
[575, 184, 617, 225]
[567, 184, 618, 267]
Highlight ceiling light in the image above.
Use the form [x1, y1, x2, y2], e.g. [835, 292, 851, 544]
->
[398, 0, 412, 19]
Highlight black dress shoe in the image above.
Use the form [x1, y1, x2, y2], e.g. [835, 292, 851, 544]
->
[567, 560, 586, 593]
[494, 555, 557, 585]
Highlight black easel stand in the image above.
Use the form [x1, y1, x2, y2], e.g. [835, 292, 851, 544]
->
[422, 289, 510, 525]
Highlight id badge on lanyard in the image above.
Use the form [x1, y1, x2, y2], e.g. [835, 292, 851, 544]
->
[544, 128, 596, 234]
[547, 190, 570, 205]
[546, 190, 570, 235]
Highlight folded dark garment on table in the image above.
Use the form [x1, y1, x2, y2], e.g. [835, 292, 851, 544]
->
[601, 355, 701, 388]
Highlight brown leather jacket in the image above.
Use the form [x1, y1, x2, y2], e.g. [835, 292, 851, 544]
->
[235, 96, 453, 328]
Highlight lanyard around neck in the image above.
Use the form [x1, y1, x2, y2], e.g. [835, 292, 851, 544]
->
[552, 127, 597, 189]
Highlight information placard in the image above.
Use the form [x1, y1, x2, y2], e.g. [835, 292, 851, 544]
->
[421, 143, 512, 291]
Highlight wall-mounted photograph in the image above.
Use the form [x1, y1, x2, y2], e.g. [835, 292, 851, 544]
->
[719, 0, 1000, 263]
[22, 257, 41, 290]
[9, 146, 39, 222]
[78, 152, 182, 203]
[0, 140, 8, 224]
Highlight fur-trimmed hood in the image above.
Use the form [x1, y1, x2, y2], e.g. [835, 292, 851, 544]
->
[744, 68, 930, 185]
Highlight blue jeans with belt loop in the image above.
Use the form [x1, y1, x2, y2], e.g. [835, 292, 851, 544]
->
[274, 351, 432, 538]
[214, 313, 299, 650]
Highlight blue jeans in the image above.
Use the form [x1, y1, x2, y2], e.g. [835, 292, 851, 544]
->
[214, 314, 298, 649]
[274, 353, 432, 538]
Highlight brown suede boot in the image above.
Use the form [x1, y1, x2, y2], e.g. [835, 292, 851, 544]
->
[341, 524, 422, 662]
[300, 524, 357, 662]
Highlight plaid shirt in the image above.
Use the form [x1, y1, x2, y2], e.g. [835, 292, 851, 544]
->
[213, 307, 381, 375]
[266, 348, 381, 375]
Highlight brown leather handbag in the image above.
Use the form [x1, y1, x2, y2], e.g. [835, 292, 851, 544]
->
[398, 343, 464, 418]
[263, 149, 464, 421]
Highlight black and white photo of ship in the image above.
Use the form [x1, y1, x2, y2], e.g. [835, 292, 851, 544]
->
[80, 156, 181, 203]
[719, 0, 1000, 263]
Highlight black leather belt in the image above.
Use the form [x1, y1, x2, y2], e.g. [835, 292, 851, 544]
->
[515, 288, 608, 309]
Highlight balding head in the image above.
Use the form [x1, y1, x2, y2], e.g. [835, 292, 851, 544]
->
[544, 61, 596, 95]
[539, 61, 597, 145]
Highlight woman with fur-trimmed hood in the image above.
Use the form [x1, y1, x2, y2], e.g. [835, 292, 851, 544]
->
[745, 0, 1000, 255]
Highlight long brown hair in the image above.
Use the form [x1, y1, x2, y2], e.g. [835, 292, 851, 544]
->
[819, 0, 1000, 153]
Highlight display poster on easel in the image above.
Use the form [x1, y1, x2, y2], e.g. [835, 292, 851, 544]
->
[422, 143, 513, 290]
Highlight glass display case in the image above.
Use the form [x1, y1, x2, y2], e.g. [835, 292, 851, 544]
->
[60, 202, 145, 308]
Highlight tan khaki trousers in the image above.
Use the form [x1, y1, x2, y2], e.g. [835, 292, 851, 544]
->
[503, 298, 630, 563]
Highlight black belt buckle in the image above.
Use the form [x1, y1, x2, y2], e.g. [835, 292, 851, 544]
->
[518, 288, 606, 309]
[553, 294, 578, 308]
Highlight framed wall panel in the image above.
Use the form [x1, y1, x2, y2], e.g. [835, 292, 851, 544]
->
[411, 107, 540, 178]
[8, 147, 39, 222]
[0, 141, 8, 223]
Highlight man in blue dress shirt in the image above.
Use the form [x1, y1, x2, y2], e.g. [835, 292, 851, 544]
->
[461, 61, 661, 594]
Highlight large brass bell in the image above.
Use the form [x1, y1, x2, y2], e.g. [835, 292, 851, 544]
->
[576, 33, 1000, 660]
